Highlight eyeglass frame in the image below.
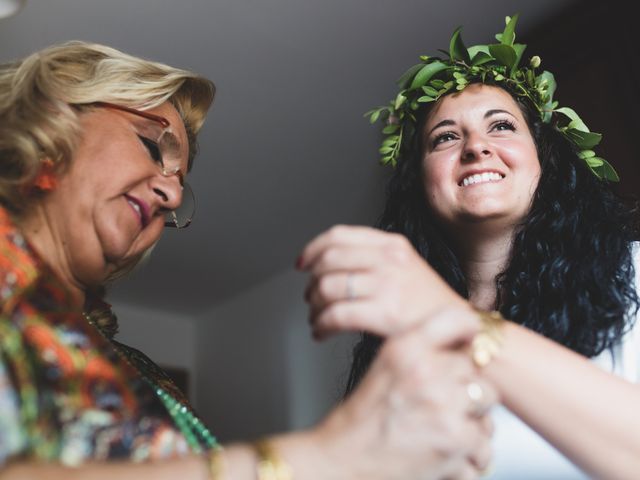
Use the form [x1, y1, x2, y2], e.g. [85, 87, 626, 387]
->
[90, 101, 195, 228]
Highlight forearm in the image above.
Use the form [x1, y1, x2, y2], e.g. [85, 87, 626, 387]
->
[486, 321, 640, 480]
[0, 456, 209, 480]
[0, 430, 337, 480]
[223, 429, 339, 480]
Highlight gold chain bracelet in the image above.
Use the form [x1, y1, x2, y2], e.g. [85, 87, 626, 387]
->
[253, 438, 293, 480]
[208, 447, 226, 480]
[471, 309, 505, 368]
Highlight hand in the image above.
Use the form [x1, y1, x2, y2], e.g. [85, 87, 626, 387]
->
[310, 306, 496, 480]
[297, 225, 466, 339]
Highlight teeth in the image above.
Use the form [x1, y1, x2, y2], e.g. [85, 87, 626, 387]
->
[128, 199, 141, 216]
[461, 172, 503, 187]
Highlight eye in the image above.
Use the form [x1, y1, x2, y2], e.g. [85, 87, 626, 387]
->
[491, 119, 516, 132]
[138, 135, 164, 166]
[432, 131, 458, 148]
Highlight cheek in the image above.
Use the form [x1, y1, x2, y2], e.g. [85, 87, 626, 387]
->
[422, 155, 452, 195]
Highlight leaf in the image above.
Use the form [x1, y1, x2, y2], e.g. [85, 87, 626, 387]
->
[381, 136, 398, 147]
[537, 71, 557, 99]
[489, 44, 517, 68]
[366, 108, 383, 124]
[379, 146, 394, 154]
[510, 43, 526, 74]
[422, 85, 439, 96]
[471, 51, 494, 66]
[396, 63, 425, 89]
[578, 150, 596, 159]
[468, 45, 490, 58]
[394, 92, 407, 110]
[409, 61, 448, 89]
[417, 95, 436, 103]
[382, 124, 400, 134]
[565, 129, 602, 149]
[567, 119, 590, 133]
[599, 159, 620, 182]
[556, 107, 592, 134]
[449, 26, 471, 63]
[501, 13, 519, 46]
[555, 107, 582, 123]
[585, 156, 604, 167]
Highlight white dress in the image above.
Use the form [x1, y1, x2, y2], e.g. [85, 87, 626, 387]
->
[488, 245, 640, 479]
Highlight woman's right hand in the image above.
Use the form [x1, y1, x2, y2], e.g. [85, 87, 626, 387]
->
[302, 306, 496, 480]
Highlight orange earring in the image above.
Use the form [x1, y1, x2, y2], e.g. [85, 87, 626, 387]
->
[32, 159, 57, 191]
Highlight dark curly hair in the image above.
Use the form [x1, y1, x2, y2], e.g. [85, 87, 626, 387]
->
[345, 83, 640, 395]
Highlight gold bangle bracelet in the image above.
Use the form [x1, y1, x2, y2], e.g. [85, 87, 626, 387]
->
[471, 309, 505, 368]
[252, 439, 293, 480]
[208, 447, 226, 480]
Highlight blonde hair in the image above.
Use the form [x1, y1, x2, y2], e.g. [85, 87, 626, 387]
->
[0, 40, 215, 213]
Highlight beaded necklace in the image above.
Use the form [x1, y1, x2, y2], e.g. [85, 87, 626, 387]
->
[83, 313, 218, 453]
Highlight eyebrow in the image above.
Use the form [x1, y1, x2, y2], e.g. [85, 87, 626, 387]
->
[426, 108, 517, 136]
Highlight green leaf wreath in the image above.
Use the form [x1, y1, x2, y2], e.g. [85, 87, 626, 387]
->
[366, 14, 619, 182]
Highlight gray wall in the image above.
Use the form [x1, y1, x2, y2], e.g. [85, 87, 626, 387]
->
[115, 269, 358, 442]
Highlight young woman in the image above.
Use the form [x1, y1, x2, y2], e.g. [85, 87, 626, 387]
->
[299, 15, 640, 480]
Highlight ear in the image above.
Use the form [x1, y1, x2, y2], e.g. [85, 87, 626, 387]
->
[33, 159, 57, 191]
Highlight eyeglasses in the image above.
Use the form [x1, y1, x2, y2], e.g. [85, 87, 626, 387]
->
[92, 101, 195, 228]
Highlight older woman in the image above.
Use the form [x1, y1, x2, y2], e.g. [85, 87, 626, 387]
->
[299, 15, 640, 480]
[0, 41, 495, 479]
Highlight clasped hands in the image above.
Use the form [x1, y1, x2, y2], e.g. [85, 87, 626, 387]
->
[297, 225, 497, 480]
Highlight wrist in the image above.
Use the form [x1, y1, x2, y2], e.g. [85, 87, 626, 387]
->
[470, 308, 506, 368]
[268, 427, 344, 480]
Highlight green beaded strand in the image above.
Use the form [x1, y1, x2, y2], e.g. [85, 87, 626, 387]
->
[83, 312, 218, 453]
[154, 385, 218, 453]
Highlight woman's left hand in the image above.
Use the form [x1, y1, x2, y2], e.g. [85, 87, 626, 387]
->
[297, 225, 467, 339]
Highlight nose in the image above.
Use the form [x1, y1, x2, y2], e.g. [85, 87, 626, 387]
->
[462, 130, 492, 162]
[150, 173, 183, 211]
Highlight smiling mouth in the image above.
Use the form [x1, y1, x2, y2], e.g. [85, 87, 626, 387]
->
[124, 195, 150, 227]
[459, 171, 505, 187]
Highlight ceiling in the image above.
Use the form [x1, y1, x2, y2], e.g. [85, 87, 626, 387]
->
[0, 0, 577, 315]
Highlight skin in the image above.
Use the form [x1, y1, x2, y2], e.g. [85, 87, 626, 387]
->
[21, 102, 188, 307]
[421, 83, 541, 308]
[421, 83, 540, 235]
[300, 84, 640, 479]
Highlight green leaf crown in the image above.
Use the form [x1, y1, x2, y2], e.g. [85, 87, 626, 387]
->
[366, 14, 618, 181]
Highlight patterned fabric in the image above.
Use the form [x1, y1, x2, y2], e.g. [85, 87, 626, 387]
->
[0, 207, 212, 466]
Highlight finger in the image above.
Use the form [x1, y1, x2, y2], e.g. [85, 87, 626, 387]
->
[463, 378, 498, 418]
[442, 461, 479, 480]
[311, 299, 392, 339]
[306, 271, 374, 308]
[467, 433, 493, 474]
[297, 225, 407, 270]
[305, 244, 389, 277]
[480, 413, 494, 437]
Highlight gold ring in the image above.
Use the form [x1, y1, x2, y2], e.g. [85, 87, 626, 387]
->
[466, 381, 486, 417]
